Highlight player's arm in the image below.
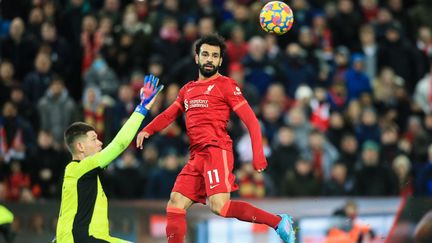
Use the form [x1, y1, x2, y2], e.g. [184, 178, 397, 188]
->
[136, 87, 186, 149]
[234, 104, 268, 172]
[93, 74, 163, 168]
[224, 78, 268, 172]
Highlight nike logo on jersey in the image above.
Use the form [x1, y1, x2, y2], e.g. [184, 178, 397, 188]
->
[209, 184, 219, 189]
[187, 87, 194, 92]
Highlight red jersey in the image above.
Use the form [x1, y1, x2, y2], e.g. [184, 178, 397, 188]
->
[143, 74, 267, 170]
[175, 75, 246, 151]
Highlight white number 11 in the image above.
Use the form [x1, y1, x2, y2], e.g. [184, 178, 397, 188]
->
[207, 169, 220, 184]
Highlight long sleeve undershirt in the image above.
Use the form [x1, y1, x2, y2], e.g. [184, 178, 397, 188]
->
[234, 103, 267, 170]
[95, 112, 145, 168]
[142, 102, 183, 135]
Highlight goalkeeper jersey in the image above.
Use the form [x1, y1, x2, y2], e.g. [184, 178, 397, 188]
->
[56, 112, 143, 243]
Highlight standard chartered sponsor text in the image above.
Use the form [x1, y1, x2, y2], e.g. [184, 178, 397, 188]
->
[189, 99, 209, 108]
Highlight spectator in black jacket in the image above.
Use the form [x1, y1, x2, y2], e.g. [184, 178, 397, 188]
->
[354, 140, 398, 196]
[30, 130, 67, 198]
[0, 61, 18, 107]
[322, 162, 354, 196]
[269, 125, 300, 194]
[377, 22, 423, 94]
[146, 150, 181, 199]
[329, 0, 362, 49]
[23, 52, 53, 103]
[0, 17, 37, 80]
[111, 149, 143, 199]
[281, 157, 321, 197]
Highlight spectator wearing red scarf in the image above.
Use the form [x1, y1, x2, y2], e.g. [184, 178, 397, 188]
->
[81, 87, 106, 142]
[0, 102, 34, 164]
[81, 15, 103, 74]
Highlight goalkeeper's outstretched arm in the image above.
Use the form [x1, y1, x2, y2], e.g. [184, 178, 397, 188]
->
[94, 74, 164, 168]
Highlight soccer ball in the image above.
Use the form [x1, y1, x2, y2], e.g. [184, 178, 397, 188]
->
[259, 1, 294, 35]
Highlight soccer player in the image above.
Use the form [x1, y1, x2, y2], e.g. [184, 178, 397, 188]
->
[136, 34, 295, 243]
[56, 75, 163, 243]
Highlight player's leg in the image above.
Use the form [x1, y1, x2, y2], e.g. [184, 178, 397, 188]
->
[204, 146, 295, 243]
[167, 192, 194, 210]
[209, 191, 296, 243]
[166, 154, 206, 243]
[166, 192, 194, 243]
[208, 192, 280, 227]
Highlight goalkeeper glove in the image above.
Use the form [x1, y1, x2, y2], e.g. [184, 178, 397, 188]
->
[134, 74, 164, 116]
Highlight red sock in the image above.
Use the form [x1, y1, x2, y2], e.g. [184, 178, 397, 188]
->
[166, 207, 187, 243]
[220, 200, 281, 228]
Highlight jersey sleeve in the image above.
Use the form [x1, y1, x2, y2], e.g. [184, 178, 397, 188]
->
[68, 112, 145, 176]
[234, 104, 268, 170]
[67, 156, 100, 178]
[94, 112, 144, 168]
[142, 102, 184, 135]
[222, 78, 248, 111]
[142, 85, 186, 135]
[174, 84, 187, 111]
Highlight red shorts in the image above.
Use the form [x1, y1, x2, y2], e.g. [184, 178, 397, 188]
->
[172, 146, 238, 204]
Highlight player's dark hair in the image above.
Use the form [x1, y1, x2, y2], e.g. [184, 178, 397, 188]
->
[64, 122, 95, 153]
[195, 34, 226, 57]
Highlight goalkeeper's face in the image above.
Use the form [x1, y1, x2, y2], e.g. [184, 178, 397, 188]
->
[196, 44, 222, 78]
[78, 131, 103, 157]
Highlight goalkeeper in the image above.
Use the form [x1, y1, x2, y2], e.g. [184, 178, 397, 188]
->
[56, 75, 163, 243]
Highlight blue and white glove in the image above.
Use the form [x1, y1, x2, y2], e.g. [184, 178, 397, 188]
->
[134, 74, 164, 116]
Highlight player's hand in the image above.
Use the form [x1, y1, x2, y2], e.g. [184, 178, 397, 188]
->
[253, 160, 268, 172]
[140, 74, 164, 110]
[136, 131, 150, 149]
[256, 168, 266, 173]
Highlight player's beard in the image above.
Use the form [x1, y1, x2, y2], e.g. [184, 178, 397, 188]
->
[198, 62, 219, 78]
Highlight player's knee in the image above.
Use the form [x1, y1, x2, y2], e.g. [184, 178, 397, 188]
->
[209, 203, 222, 215]
[167, 192, 187, 209]
[167, 194, 180, 208]
[209, 199, 226, 215]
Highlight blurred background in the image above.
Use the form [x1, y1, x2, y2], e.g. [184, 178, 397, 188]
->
[1, 0, 432, 242]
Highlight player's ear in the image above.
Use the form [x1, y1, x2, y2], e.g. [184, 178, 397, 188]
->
[195, 54, 199, 64]
[75, 141, 85, 153]
[219, 57, 223, 67]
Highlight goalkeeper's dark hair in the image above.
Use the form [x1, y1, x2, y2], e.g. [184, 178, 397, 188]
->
[64, 122, 95, 153]
[194, 33, 226, 57]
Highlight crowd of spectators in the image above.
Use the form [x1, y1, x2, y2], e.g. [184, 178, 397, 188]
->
[1, 0, 432, 202]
